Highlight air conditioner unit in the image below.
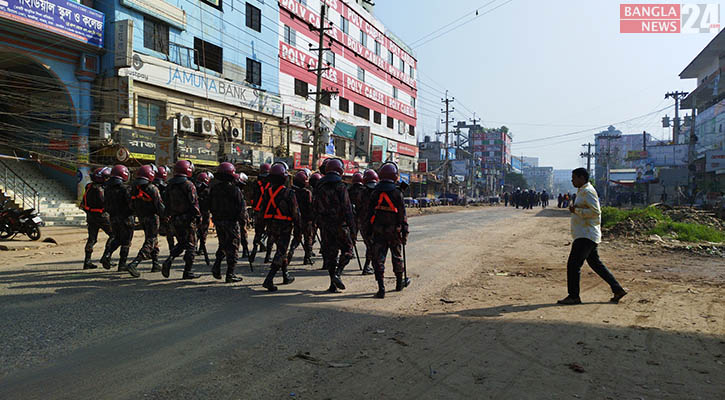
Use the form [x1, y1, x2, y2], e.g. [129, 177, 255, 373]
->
[99, 122, 112, 140]
[196, 117, 215, 135]
[177, 114, 194, 133]
[230, 127, 241, 139]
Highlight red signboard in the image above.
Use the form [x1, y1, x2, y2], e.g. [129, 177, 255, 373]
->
[293, 152, 314, 169]
[397, 142, 418, 157]
[417, 159, 428, 172]
[371, 145, 384, 162]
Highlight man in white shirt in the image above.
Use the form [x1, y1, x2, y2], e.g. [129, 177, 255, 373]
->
[558, 168, 627, 305]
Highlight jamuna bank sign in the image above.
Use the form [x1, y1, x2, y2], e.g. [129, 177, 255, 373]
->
[620, 4, 720, 33]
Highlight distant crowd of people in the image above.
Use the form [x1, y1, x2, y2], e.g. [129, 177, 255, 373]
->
[556, 193, 577, 208]
[502, 188, 550, 209]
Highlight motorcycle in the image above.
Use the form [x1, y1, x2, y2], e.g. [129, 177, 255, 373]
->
[0, 199, 44, 241]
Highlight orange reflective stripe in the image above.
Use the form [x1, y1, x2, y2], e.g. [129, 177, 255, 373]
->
[254, 181, 271, 211]
[263, 186, 293, 221]
[374, 193, 398, 213]
[131, 188, 153, 202]
[82, 184, 104, 213]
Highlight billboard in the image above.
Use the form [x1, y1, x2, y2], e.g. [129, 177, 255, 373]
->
[635, 158, 658, 183]
[706, 150, 725, 172]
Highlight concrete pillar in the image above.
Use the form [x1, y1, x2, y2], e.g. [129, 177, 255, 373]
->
[75, 73, 94, 202]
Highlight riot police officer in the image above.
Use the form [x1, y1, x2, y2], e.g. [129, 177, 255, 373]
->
[249, 163, 271, 264]
[100, 165, 135, 276]
[81, 167, 113, 270]
[209, 162, 245, 283]
[287, 170, 314, 265]
[195, 171, 212, 259]
[161, 160, 201, 280]
[153, 165, 174, 252]
[127, 165, 165, 276]
[359, 169, 379, 275]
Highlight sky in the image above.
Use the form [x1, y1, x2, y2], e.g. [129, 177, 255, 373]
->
[373, 0, 720, 170]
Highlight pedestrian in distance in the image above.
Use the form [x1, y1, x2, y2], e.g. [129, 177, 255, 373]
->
[365, 162, 408, 299]
[503, 191, 509, 207]
[558, 168, 627, 305]
[161, 160, 201, 280]
[126, 165, 165, 277]
[80, 167, 113, 270]
[99, 165, 135, 275]
[209, 162, 246, 283]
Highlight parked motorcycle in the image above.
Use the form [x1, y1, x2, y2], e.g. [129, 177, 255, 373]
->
[0, 199, 43, 241]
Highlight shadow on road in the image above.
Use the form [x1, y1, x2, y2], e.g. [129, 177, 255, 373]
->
[535, 208, 571, 218]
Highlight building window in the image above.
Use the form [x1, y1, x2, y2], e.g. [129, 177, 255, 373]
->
[357, 66, 365, 82]
[325, 50, 335, 67]
[340, 16, 349, 34]
[409, 125, 415, 136]
[320, 90, 331, 106]
[410, 97, 416, 108]
[143, 17, 169, 55]
[374, 111, 381, 124]
[201, 0, 222, 10]
[387, 116, 394, 129]
[246, 3, 262, 32]
[374, 41, 381, 56]
[393, 87, 398, 99]
[398, 120, 405, 135]
[246, 58, 261, 86]
[137, 97, 166, 128]
[400, 59, 405, 72]
[409, 65, 414, 79]
[294, 79, 308, 98]
[245, 120, 263, 143]
[339, 97, 349, 113]
[388, 50, 393, 65]
[360, 30, 367, 47]
[284, 25, 296, 46]
[194, 38, 223, 73]
[354, 103, 369, 120]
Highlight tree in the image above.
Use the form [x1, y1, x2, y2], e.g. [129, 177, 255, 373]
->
[505, 171, 528, 189]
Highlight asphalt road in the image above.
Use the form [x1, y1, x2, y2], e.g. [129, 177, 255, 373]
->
[0, 207, 518, 399]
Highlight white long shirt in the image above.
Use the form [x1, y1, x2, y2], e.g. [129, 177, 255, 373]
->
[571, 182, 602, 244]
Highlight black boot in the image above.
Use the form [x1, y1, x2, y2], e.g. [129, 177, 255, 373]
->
[126, 255, 142, 278]
[376, 279, 386, 299]
[150, 257, 161, 273]
[362, 260, 373, 275]
[118, 247, 129, 273]
[182, 256, 200, 280]
[83, 251, 97, 270]
[303, 250, 314, 266]
[262, 265, 279, 292]
[100, 250, 112, 270]
[264, 247, 272, 264]
[330, 266, 345, 291]
[395, 273, 404, 292]
[161, 257, 173, 278]
[225, 262, 243, 283]
[211, 258, 222, 280]
[281, 265, 295, 285]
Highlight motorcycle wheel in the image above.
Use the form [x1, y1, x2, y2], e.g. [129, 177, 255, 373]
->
[0, 223, 14, 240]
[26, 224, 41, 241]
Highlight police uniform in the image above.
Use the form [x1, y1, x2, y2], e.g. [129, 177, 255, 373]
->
[287, 182, 314, 265]
[81, 181, 113, 270]
[154, 177, 175, 251]
[102, 178, 134, 272]
[128, 178, 165, 274]
[210, 176, 246, 283]
[366, 181, 408, 296]
[162, 175, 201, 279]
[261, 178, 300, 291]
[196, 180, 211, 255]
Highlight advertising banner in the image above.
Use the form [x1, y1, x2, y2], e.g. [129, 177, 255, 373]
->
[177, 136, 219, 166]
[0, 0, 104, 47]
[706, 150, 725, 172]
[635, 158, 658, 183]
[118, 128, 156, 160]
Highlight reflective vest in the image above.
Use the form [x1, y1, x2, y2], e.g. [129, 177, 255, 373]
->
[81, 183, 103, 213]
[370, 192, 398, 225]
[254, 180, 271, 211]
[131, 187, 153, 202]
[263, 186, 293, 221]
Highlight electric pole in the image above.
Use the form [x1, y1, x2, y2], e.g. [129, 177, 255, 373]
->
[310, 4, 337, 169]
[597, 128, 622, 206]
[441, 91, 454, 197]
[580, 143, 593, 178]
[665, 91, 689, 144]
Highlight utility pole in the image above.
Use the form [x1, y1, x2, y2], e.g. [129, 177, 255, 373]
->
[310, 4, 336, 169]
[580, 143, 593, 178]
[687, 92, 698, 205]
[665, 91, 689, 144]
[597, 129, 622, 206]
[441, 91, 454, 197]
[643, 131, 649, 205]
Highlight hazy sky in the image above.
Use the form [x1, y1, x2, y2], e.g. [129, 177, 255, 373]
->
[374, 0, 720, 169]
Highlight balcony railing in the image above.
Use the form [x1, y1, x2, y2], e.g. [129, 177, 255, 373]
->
[167, 42, 199, 70]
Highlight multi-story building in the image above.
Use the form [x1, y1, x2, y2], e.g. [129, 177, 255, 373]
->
[96, 0, 284, 173]
[523, 166, 554, 192]
[278, 0, 418, 173]
[469, 126, 511, 193]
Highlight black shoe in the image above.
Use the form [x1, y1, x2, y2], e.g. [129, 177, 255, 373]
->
[211, 260, 222, 280]
[161, 259, 172, 278]
[117, 264, 127, 272]
[100, 254, 111, 270]
[127, 263, 141, 278]
[225, 274, 243, 283]
[610, 289, 628, 303]
[262, 280, 278, 292]
[376, 281, 386, 298]
[362, 262, 373, 275]
[83, 263, 98, 270]
[182, 272, 200, 280]
[395, 275, 404, 292]
[327, 283, 339, 293]
[150, 262, 161, 273]
[331, 274, 345, 290]
[557, 296, 582, 305]
[282, 274, 295, 285]
[264, 255, 271, 264]
[303, 256, 314, 266]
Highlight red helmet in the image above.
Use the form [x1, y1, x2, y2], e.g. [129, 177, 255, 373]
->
[236, 172, 248, 185]
[351, 172, 363, 184]
[378, 162, 399, 183]
[111, 165, 129, 182]
[174, 160, 194, 177]
[100, 167, 112, 181]
[309, 172, 322, 187]
[270, 162, 288, 177]
[156, 165, 168, 181]
[217, 162, 235, 177]
[320, 158, 330, 174]
[293, 170, 309, 187]
[90, 167, 106, 183]
[325, 158, 344, 176]
[135, 165, 156, 182]
[363, 169, 379, 185]
[196, 172, 211, 185]
[259, 163, 271, 177]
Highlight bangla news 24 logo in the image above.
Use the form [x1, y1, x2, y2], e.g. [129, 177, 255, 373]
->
[620, 4, 720, 33]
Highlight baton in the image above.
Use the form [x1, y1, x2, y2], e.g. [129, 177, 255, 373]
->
[402, 243, 411, 287]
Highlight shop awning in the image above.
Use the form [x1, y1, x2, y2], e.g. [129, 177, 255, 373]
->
[333, 121, 357, 139]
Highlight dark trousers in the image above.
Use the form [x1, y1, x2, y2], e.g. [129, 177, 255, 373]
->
[567, 238, 623, 298]
[85, 213, 113, 255]
[135, 215, 160, 261]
